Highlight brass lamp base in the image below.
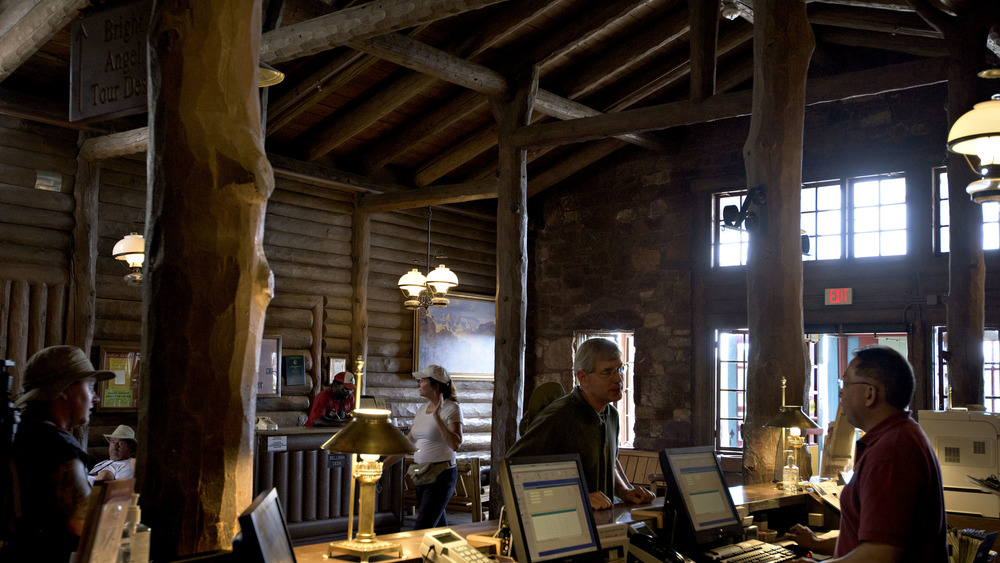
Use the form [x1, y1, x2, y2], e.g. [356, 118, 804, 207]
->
[326, 538, 403, 563]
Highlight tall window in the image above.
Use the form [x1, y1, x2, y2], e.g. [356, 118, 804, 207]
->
[713, 173, 907, 267]
[935, 168, 1000, 253]
[716, 330, 749, 450]
[574, 332, 636, 447]
[932, 328, 1000, 411]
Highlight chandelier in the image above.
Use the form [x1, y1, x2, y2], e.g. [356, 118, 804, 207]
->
[112, 232, 145, 286]
[948, 93, 1000, 203]
[397, 209, 458, 310]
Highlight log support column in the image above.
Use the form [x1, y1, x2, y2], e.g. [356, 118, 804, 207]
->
[740, 0, 814, 484]
[139, 1, 274, 558]
[488, 67, 537, 515]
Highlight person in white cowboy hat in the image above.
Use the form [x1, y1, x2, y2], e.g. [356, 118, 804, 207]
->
[8, 345, 114, 561]
[305, 371, 356, 427]
[88, 424, 137, 484]
[407, 364, 464, 530]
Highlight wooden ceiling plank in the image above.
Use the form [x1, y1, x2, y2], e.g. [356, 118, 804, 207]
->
[525, 0, 652, 70]
[413, 122, 499, 187]
[299, 0, 556, 161]
[0, 0, 88, 83]
[260, 0, 510, 64]
[689, 0, 719, 102]
[557, 7, 690, 100]
[527, 138, 623, 197]
[266, 49, 369, 133]
[514, 57, 950, 149]
[359, 178, 498, 213]
[808, 3, 942, 38]
[813, 26, 948, 57]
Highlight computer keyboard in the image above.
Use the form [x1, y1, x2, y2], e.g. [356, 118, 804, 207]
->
[700, 539, 800, 563]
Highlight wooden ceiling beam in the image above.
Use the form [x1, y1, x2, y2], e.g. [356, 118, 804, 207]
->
[0, 0, 89, 83]
[807, 3, 942, 38]
[358, 178, 498, 213]
[514, 57, 950, 149]
[265, 48, 370, 134]
[689, 0, 720, 102]
[813, 26, 948, 57]
[259, 0, 510, 64]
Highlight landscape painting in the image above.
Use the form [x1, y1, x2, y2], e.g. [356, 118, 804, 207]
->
[416, 294, 496, 379]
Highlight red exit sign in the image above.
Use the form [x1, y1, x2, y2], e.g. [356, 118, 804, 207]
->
[825, 287, 853, 305]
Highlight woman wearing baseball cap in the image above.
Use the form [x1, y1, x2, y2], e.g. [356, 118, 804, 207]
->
[407, 365, 463, 530]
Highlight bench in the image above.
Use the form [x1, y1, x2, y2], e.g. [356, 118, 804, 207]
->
[618, 449, 663, 490]
[403, 457, 489, 522]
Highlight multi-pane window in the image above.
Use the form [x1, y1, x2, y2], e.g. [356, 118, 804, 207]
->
[714, 173, 907, 267]
[716, 330, 748, 450]
[935, 169, 1000, 253]
[933, 328, 1000, 411]
[574, 332, 636, 447]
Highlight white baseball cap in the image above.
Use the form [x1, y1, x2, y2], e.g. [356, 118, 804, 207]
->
[412, 365, 450, 383]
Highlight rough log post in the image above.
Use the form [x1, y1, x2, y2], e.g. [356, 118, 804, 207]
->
[912, 0, 1000, 408]
[741, 0, 813, 484]
[488, 66, 537, 516]
[140, 1, 274, 558]
[351, 196, 371, 383]
[67, 147, 99, 352]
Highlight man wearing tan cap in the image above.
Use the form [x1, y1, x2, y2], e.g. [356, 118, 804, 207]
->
[88, 424, 137, 484]
[7, 345, 113, 561]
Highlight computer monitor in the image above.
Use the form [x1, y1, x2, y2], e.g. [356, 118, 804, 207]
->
[659, 446, 743, 551]
[233, 488, 297, 563]
[498, 454, 602, 563]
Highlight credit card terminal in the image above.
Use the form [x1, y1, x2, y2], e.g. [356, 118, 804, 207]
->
[420, 529, 492, 563]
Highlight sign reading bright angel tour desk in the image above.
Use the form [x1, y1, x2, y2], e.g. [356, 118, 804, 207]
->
[69, 0, 151, 122]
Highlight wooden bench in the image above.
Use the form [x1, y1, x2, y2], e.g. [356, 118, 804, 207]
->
[403, 457, 489, 522]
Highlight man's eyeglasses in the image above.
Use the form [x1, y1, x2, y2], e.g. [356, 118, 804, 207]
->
[591, 365, 628, 379]
[838, 379, 872, 390]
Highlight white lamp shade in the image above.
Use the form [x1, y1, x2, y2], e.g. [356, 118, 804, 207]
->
[948, 97, 1000, 164]
[425, 264, 458, 294]
[112, 233, 145, 268]
[397, 269, 427, 296]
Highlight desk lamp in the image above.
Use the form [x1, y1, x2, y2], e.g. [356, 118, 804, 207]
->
[764, 378, 820, 489]
[322, 408, 416, 562]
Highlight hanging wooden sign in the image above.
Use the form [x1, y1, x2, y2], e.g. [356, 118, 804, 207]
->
[69, 0, 152, 122]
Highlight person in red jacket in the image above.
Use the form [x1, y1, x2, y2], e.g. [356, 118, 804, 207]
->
[305, 371, 355, 427]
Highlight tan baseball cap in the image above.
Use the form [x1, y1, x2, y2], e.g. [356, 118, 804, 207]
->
[412, 364, 450, 383]
[16, 345, 114, 406]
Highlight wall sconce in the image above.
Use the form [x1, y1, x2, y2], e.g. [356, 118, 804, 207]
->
[322, 408, 416, 561]
[397, 209, 459, 310]
[112, 232, 145, 286]
[947, 94, 1000, 203]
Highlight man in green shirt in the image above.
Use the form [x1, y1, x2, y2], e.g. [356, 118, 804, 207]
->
[507, 338, 655, 510]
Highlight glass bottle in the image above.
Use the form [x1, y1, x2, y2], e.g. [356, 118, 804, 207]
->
[782, 450, 798, 494]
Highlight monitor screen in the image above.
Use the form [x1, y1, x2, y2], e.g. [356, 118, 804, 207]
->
[234, 488, 297, 563]
[499, 455, 601, 563]
[659, 446, 743, 550]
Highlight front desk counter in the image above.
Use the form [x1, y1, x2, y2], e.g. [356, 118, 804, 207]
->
[294, 485, 833, 562]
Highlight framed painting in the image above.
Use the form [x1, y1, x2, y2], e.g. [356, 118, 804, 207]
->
[96, 345, 141, 412]
[415, 293, 495, 380]
[258, 335, 281, 397]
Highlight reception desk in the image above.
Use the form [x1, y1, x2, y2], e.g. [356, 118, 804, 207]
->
[253, 428, 404, 545]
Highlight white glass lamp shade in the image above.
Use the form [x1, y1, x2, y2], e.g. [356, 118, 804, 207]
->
[397, 269, 427, 297]
[112, 233, 145, 268]
[425, 265, 458, 294]
[948, 96, 1000, 203]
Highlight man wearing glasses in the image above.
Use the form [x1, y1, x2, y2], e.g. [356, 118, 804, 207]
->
[507, 338, 655, 510]
[783, 346, 948, 563]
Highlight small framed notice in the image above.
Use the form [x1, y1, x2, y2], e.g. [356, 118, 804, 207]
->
[97, 346, 141, 412]
[257, 335, 282, 398]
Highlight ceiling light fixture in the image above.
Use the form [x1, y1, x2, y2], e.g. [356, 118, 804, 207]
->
[112, 232, 145, 286]
[397, 209, 458, 310]
[947, 94, 1000, 203]
[721, 0, 741, 20]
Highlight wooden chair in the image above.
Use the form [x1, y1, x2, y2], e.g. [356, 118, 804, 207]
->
[618, 449, 662, 490]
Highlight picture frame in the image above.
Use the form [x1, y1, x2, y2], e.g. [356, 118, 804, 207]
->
[415, 293, 496, 380]
[258, 335, 281, 397]
[327, 355, 348, 385]
[96, 345, 141, 412]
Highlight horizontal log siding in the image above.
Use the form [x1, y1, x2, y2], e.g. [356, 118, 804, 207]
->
[0, 116, 77, 388]
[367, 208, 496, 460]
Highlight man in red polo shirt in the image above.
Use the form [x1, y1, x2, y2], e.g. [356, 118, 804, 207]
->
[305, 371, 355, 427]
[783, 346, 947, 563]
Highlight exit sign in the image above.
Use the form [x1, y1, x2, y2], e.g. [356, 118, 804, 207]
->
[825, 287, 853, 306]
